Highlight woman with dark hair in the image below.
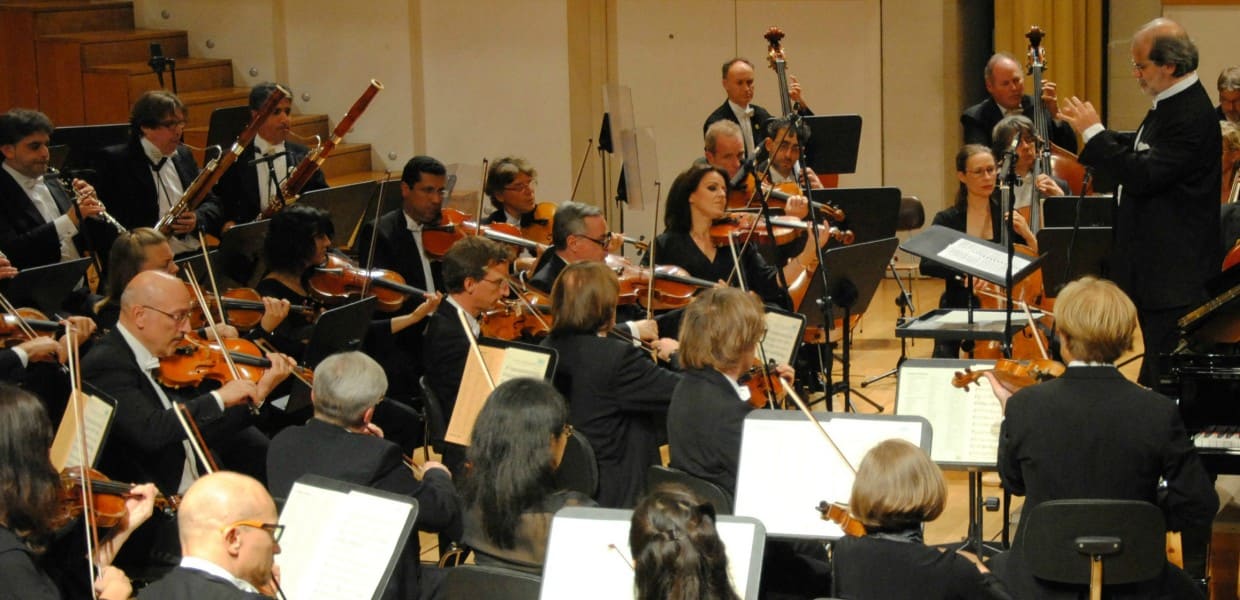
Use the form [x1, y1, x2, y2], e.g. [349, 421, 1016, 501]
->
[830, 439, 1011, 599]
[0, 384, 158, 599]
[459, 378, 593, 572]
[629, 484, 739, 600]
[542, 261, 680, 508]
[653, 163, 820, 308]
[256, 204, 440, 357]
[919, 144, 1038, 357]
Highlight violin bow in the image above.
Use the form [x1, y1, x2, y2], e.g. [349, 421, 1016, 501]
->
[504, 277, 552, 333]
[174, 403, 220, 474]
[0, 291, 38, 340]
[65, 322, 102, 589]
[476, 159, 490, 227]
[196, 231, 227, 324]
[183, 265, 254, 415]
[361, 171, 392, 300]
[254, 338, 314, 388]
[645, 182, 662, 323]
[455, 306, 496, 391]
[783, 383, 857, 474]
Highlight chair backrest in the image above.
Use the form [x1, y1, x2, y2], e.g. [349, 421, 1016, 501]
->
[418, 375, 448, 452]
[206, 105, 251, 150]
[896, 196, 925, 231]
[439, 565, 541, 600]
[645, 465, 734, 515]
[552, 430, 599, 497]
[1021, 499, 1166, 586]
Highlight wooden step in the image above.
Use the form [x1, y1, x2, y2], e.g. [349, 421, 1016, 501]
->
[182, 113, 326, 150]
[326, 170, 395, 188]
[319, 143, 373, 179]
[83, 57, 234, 124]
[0, 0, 135, 109]
[36, 28, 187, 125]
[177, 87, 250, 126]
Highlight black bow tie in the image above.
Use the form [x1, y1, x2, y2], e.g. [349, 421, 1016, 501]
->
[149, 157, 168, 171]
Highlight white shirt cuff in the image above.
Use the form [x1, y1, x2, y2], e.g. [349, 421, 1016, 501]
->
[623, 321, 641, 345]
[209, 391, 225, 412]
[1082, 123, 1105, 144]
[11, 347, 29, 368]
[53, 213, 78, 240]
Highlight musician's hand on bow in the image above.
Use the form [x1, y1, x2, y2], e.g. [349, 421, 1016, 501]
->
[0, 256, 18, 281]
[412, 292, 443, 323]
[360, 422, 384, 438]
[170, 211, 197, 235]
[93, 566, 132, 600]
[1040, 80, 1060, 119]
[19, 336, 62, 364]
[216, 379, 261, 409]
[259, 297, 290, 333]
[633, 319, 658, 342]
[773, 363, 795, 385]
[1058, 97, 1102, 135]
[653, 338, 679, 362]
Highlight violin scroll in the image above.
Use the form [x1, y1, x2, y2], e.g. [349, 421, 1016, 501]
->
[817, 500, 867, 537]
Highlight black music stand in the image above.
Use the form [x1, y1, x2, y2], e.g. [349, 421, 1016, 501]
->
[809, 187, 900, 244]
[300, 180, 380, 251]
[174, 250, 220, 286]
[7, 257, 93, 316]
[216, 220, 270, 288]
[803, 237, 899, 413]
[283, 297, 378, 414]
[1036, 226, 1112, 297]
[1042, 195, 1115, 228]
[51, 123, 129, 172]
[799, 115, 862, 177]
[206, 106, 250, 150]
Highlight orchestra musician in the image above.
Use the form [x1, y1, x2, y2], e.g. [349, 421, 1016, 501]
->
[93, 91, 223, 256]
[0, 254, 94, 390]
[212, 82, 328, 231]
[961, 53, 1077, 152]
[0, 109, 116, 270]
[481, 156, 539, 228]
[137, 472, 281, 599]
[0, 384, 158, 600]
[1219, 66, 1240, 125]
[762, 116, 822, 189]
[629, 484, 739, 600]
[460, 377, 595, 573]
[704, 120, 809, 219]
[542, 261, 681, 509]
[1059, 18, 1221, 387]
[704, 58, 812, 158]
[653, 163, 820, 308]
[919, 144, 1037, 358]
[989, 115, 1069, 211]
[266, 351, 461, 599]
[830, 439, 1011, 599]
[420, 236, 512, 475]
[986, 276, 1216, 594]
[666, 287, 790, 499]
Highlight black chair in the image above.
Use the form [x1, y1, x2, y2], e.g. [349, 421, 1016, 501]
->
[897, 195, 925, 231]
[1022, 499, 1167, 598]
[552, 430, 598, 497]
[437, 565, 541, 600]
[206, 105, 251, 150]
[418, 375, 448, 461]
[644, 465, 733, 515]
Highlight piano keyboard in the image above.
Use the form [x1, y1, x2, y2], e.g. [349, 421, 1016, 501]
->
[1194, 427, 1240, 451]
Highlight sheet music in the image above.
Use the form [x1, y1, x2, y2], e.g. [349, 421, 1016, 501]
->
[936, 310, 1044, 325]
[278, 483, 414, 600]
[937, 238, 1031, 281]
[497, 346, 552, 382]
[895, 363, 1003, 465]
[757, 311, 803, 366]
[50, 392, 113, 471]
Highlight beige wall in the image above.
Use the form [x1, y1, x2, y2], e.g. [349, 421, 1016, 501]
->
[1165, 3, 1240, 107]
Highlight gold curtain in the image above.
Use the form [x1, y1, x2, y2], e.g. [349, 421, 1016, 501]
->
[993, 0, 1105, 106]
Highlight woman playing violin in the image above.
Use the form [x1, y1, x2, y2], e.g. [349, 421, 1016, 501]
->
[667, 287, 791, 500]
[919, 145, 1038, 358]
[654, 163, 821, 308]
[257, 205, 440, 358]
[542, 261, 680, 509]
[830, 439, 1011, 599]
[0, 384, 159, 600]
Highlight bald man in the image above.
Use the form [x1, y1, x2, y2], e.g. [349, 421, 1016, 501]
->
[1059, 18, 1221, 387]
[83, 271, 293, 496]
[139, 472, 280, 598]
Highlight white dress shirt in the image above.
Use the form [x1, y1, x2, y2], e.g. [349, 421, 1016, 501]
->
[2, 162, 80, 261]
[140, 137, 198, 255]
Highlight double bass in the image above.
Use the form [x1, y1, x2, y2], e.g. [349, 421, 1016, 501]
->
[1025, 26, 1088, 201]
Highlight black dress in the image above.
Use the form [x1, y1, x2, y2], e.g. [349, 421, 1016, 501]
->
[653, 230, 788, 308]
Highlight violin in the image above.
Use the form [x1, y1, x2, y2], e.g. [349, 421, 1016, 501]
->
[308, 253, 428, 312]
[607, 254, 715, 310]
[521, 201, 557, 247]
[422, 208, 548, 259]
[0, 308, 61, 347]
[710, 216, 801, 247]
[480, 293, 554, 340]
[57, 466, 178, 530]
[157, 334, 313, 390]
[728, 174, 846, 222]
[951, 358, 1065, 392]
[737, 359, 788, 409]
[816, 500, 867, 537]
[185, 283, 317, 331]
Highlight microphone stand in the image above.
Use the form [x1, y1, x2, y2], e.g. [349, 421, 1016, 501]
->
[249, 150, 289, 218]
[998, 138, 1021, 358]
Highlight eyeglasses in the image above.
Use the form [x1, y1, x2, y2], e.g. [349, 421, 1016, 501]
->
[966, 166, 998, 177]
[479, 277, 509, 288]
[503, 181, 536, 193]
[574, 232, 612, 248]
[142, 304, 192, 324]
[157, 119, 186, 129]
[1130, 61, 1152, 73]
[221, 520, 284, 543]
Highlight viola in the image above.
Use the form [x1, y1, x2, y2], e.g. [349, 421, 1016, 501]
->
[185, 283, 317, 331]
[157, 334, 313, 390]
[951, 358, 1065, 392]
[607, 254, 715, 310]
[57, 466, 178, 530]
[816, 500, 867, 537]
[308, 253, 428, 312]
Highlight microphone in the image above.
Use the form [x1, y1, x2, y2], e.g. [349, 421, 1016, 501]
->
[730, 144, 768, 189]
[248, 151, 287, 167]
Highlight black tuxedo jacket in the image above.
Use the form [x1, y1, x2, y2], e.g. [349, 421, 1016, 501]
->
[667, 368, 752, 498]
[1078, 80, 1221, 309]
[961, 95, 1078, 153]
[542, 332, 680, 508]
[0, 167, 115, 268]
[92, 140, 223, 236]
[703, 100, 775, 150]
[356, 209, 441, 295]
[211, 141, 326, 225]
[421, 300, 470, 422]
[82, 329, 248, 495]
[138, 566, 269, 599]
